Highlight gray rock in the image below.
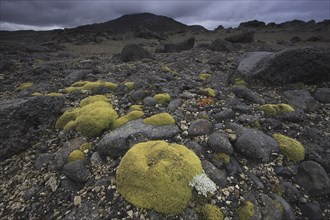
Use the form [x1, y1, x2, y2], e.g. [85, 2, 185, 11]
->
[296, 161, 330, 197]
[225, 31, 255, 43]
[280, 181, 301, 202]
[247, 172, 264, 189]
[300, 128, 330, 173]
[232, 127, 279, 162]
[64, 69, 91, 86]
[301, 202, 322, 220]
[90, 152, 103, 166]
[163, 37, 194, 53]
[35, 153, 52, 169]
[283, 90, 320, 112]
[228, 98, 251, 113]
[202, 160, 227, 187]
[62, 160, 91, 183]
[167, 99, 183, 110]
[131, 89, 146, 101]
[143, 96, 157, 106]
[186, 141, 204, 156]
[209, 39, 234, 52]
[213, 109, 235, 122]
[208, 132, 234, 154]
[0, 96, 64, 160]
[272, 194, 295, 220]
[188, 119, 213, 136]
[232, 86, 265, 104]
[313, 87, 330, 103]
[120, 44, 152, 62]
[63, 201, 99, 220]
[183, 208, 199, 220]
[237, 47, 330, 85]
[97, 119, 181, 158]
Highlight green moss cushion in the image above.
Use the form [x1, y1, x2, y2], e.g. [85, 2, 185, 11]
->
[116, 140, 203, 214]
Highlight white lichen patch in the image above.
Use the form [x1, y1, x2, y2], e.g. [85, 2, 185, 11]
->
[189, 172, 217, 196]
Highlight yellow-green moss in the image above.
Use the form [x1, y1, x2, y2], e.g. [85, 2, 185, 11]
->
[46, 92, 63, 97]
[234, 77, 249, 87]
[129, 105, 143, 111]
[18, 82, 33, 90]
[32, 92, 43, 96]
[143, 113, 175, 126]
[80, 95, 110, 106]
[258, 104, 294, 116]
[111, 111, 144, 129]
[237, 201, 255, 220]
[200, 88, 216, 97]
[161, 65, 177, 74]
[63, 80, 117, 93]
[198, 204, 224, 220]
[116, 140, 203, 214]
[154, 93, 171, 104]
[68, 150, 85, 163]
[124, 82, 135, 90]
[55, 98, 118, 137]
[272, 133, 305, 162]
[213, 153, 231, 164]
[199, 73, 212, 81]
[0, 73, 5, 80]
[80, 143, 93, 151]
[274, 200, 284, 214]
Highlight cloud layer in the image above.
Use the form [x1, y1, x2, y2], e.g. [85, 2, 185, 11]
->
[1, 0, 329, 31]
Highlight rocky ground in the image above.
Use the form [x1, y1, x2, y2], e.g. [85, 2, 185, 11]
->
[0, 20, 330, 220]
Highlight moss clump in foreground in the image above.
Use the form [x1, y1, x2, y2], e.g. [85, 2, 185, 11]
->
[55, 95, 118, 137]
[272, 133, 305, 162]
[237, 201, 255, 220]
[116, 140, 203, 214]
[18, 82, 33, 90]
[143, 113, 175, 126]
[68, 150, 85, 163]
[63, 80, 117, 93]
[154, 93, 171, 104]
[111, 110, 144, 129]
[200, 88, 216, 97]
[258, 104, 294, 116]
[198, 204, 224, 220]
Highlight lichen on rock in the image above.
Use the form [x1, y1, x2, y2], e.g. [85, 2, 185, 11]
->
[68, 150, 85, 163]
[200, 88, 216, 97]
[153, 93, 171, 104]
[143, 112, 175, 126]
[116, 140, 203, 214]
[258, 104, 294, 116]
[272, 133, 305, 162]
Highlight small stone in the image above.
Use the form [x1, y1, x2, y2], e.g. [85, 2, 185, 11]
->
[188, 119, 213, 136]
[74, 196, 81, 206]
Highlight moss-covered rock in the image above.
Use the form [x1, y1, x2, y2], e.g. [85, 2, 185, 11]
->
[63, 81, 117, 93]
[129, 104, 143, 111]
[272, 133, 305, 162]
[258, 104, 294, 116]
[18, 82, 33, 90]
[80, 143, 93, 152]
[213, 153, 231, 164]
[116, 140, 203, 214]
[143, 113, 175, 126]
[111, 111, 144, 129]
[161, 65, 177, 74]
[46, 92, 63, 97]
[237, 201, 255, 220]
[199, 73, 212, 81]
[198, 204, 224, 220]
[234, 77, 249, 87]
[68, 150, 85, 163]
[56, 96, 118, 137]
[154, 93, 171, 104]
[124, 82, 135, 90]
[79, 95, 110, 106]
[200, 88, 216, 97]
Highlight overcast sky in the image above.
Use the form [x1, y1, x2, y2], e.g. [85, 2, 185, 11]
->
[1, 0, 329, 31]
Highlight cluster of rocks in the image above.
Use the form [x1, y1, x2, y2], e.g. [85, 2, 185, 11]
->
[0, 20, 330, 220]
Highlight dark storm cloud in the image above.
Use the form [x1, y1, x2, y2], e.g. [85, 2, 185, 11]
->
[0, 0, 329, 31]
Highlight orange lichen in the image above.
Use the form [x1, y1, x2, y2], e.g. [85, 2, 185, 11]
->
[198, 97, 213, 107]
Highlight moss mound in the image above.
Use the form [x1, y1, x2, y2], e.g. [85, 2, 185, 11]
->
[200, 88, 216, 97]
[199, 73, 212, 81]
[258, 104, 294, 116]
[124, 82, 135, 90]
[272, 133, 305, 162]
[79, 95, 110, 106]
[129, 105, 143, 111]
[198, 204, 224, 220]
[46, 92, 63, 97]
[80, 143, 93, 152]
[68, 150, 85, 163]
[63, 80, 117, 93]
[237, 201, 255, 220]
[143, 113, 175, 126]
[154, 93, 171, 104]
[116, 140, 203, 214]
[18, 82, 33, 90]
[111, 111, 144, 129]
[56, 95, 118, 137]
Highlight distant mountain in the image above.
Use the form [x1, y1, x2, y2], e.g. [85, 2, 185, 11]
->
[73, 12, 206, 33]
